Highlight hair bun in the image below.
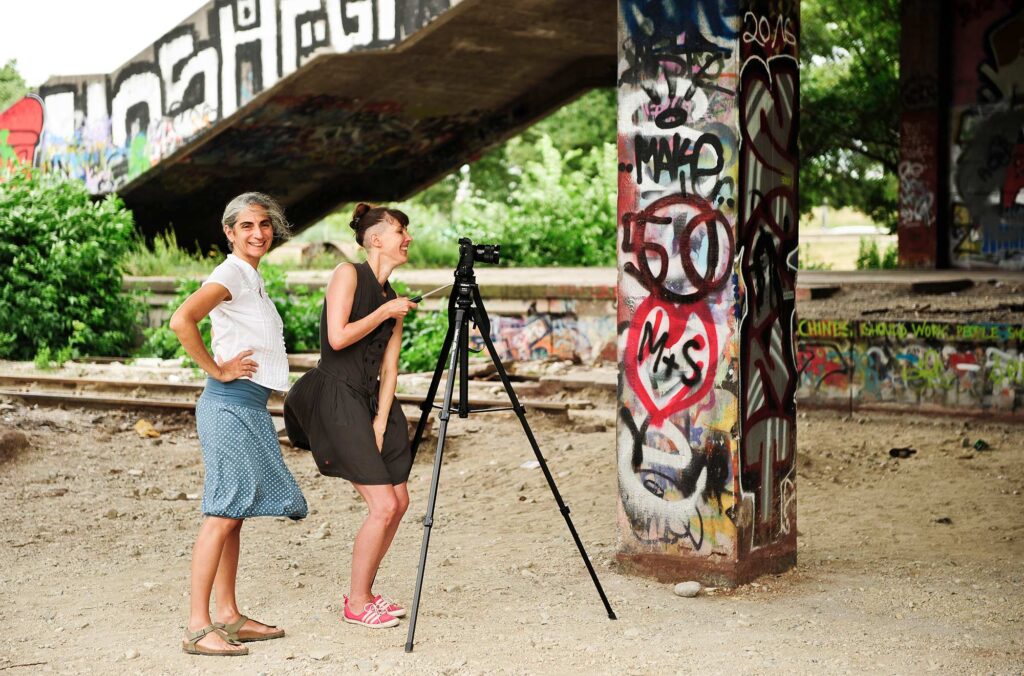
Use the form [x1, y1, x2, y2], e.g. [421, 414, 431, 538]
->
[350, 202, 372, 230]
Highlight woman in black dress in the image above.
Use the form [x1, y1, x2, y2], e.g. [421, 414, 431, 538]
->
[284, 203, 417, 628]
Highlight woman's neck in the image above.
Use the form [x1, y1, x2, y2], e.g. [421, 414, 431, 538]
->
[232, 251, 261, 270]
[366, 253, 396, 285]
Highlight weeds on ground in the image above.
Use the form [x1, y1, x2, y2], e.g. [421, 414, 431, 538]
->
[856, 237, 898, 269]
[125, 230, 220, 277]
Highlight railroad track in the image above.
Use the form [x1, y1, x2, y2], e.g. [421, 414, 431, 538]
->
[0, 373, 589, 418]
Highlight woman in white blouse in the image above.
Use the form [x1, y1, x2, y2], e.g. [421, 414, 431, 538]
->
[170, 192, 307, 657]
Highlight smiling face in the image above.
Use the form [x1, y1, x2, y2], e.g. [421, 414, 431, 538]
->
[367, 213, 412, 265]
[224, 205, 274, 263]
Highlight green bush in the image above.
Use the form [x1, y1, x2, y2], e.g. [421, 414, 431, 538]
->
[139, 268, 450, 374]
[137, 279, 207, 361]
[0, 169, 143, 361]
[856, 237, 898, 269]
[261, 264, 324, 353]
[126, 229, 221, 277]
[455, 135, 617, 266]
[391, 280, 449, 373]
[138, 265, 326, 361]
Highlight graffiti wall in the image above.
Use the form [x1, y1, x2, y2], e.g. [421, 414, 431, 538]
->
[797, 318, 1024, 414]
[615, 0, 735, 567]
[0, 0, 453, 192]
[950, 0, 1024, 268]
[0, 95, 44, 173]
[472, 312, 617, 365]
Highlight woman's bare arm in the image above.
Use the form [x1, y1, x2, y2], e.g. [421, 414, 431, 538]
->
[168, 283, 256, 382]
[325, 264, 416, 351]
[372, 317, 404, 450]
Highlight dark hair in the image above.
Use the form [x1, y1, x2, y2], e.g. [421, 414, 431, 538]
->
[350, 202, 409, 247]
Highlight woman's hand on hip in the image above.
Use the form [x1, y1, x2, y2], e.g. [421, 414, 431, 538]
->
[372, 416, 387, 452]
[378, 297, 418, 320]
[214, 349, 258, 382]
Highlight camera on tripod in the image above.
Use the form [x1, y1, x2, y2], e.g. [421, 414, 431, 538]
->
[456, 237, 500, 280]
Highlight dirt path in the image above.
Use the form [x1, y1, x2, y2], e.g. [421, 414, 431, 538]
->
[2, 393, 1022, 674]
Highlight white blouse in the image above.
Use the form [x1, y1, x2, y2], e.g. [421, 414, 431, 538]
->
[202, 254, 290, 392]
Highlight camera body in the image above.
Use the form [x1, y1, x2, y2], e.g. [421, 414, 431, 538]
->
[456, 237, 501, 280]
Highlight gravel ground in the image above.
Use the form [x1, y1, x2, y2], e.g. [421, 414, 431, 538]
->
[1, 389, 1023, 674]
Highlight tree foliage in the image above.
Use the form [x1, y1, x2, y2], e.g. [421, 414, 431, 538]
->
[800, 0, 900, 230]
[309, 88, 619, 268]
[0, 170, 142, 360]
[0, 60, 28, 112]
[457, 135, 618, 266]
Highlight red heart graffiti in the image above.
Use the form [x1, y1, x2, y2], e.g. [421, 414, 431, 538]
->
[624, 295, 718, 427]
[0, 95, 44, 167]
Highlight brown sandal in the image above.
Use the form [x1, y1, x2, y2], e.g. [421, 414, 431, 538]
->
[182, 624, 249, 656]
[215, 614, 285, 642]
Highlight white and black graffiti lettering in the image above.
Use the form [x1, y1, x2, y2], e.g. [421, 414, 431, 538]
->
[14, 0, 450, 193]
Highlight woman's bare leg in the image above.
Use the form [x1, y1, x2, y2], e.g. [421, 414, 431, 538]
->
[213, 521, 241, 616]
[371, 483, 409, 583]
[348, 483, 399, 610]
[210, 523, 283, 637]
[187, 516, 245, 652]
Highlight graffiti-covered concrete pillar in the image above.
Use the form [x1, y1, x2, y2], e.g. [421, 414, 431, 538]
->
[897, 0, 947, 268]
[616, 0, 799, 585]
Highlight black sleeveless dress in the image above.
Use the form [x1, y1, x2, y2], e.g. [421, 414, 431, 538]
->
[283, 262, 412, 485]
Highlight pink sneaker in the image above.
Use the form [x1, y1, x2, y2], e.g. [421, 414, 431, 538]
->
[373, 594, 406, 618]
[343, 595, 399, 628]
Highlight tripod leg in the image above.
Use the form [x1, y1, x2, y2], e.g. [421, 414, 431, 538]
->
[405, 308, 467, 652]
[408, 297, 457, 462]
[470, 297, 617, 620]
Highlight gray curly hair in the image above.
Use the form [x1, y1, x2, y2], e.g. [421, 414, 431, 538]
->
[221, 192, 291, 250]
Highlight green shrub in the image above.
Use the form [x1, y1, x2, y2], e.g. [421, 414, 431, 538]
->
[856, 237, 898, 269]
[139, 268, 450, 374]
[391, 280, 449, 373]
[125, 229, 220, 277]
[455, 135, 617, 266]
[0, 169, 143, 361]
[261, 264, 324, 353]
[137, 279, 207, 361]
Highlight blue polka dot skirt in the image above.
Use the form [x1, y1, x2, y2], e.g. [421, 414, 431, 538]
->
[196, 378, 308, 520]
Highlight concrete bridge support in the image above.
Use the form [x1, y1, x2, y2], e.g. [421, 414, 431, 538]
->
[898, 0, 1024, 269]
[615, 0, 799, 585]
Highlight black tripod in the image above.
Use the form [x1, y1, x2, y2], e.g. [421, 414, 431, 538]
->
[403, 239, 616, 653]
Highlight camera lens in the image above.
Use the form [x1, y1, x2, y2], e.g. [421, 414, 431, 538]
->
[474, 244, 500, 265]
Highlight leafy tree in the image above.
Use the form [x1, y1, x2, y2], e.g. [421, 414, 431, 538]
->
[0, 60, 28, 112]
[800, 0, 900, 230]
[465, 88, 615, 202]
[456, 135, 617, 266]
[0, 170, 143, 361]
